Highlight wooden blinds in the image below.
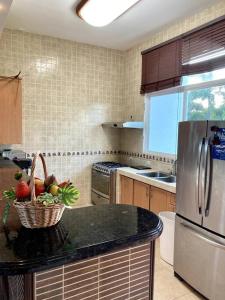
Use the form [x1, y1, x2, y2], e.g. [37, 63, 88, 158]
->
[182, 18, 225, 75]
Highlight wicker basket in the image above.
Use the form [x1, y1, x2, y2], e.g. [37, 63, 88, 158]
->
[14, 153, 65, 229]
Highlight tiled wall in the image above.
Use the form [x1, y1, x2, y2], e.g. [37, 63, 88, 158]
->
[121, 0, 225, 168]
[0, 29, 125, 205]
[0, 1, 224, 205]
[34, 241, 153, 300]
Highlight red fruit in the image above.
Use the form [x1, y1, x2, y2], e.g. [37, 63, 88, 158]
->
[58, 180, 70, 188]
[15, 171, 30, 200]
[35, 179, 45, 196]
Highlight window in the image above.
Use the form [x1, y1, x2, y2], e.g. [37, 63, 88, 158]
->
[144, 90, 182, 156]
[144, 69, 225, 156]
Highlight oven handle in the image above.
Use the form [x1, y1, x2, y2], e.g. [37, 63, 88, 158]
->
[92, 169, 109, 177]
[92, 189, 109, 199]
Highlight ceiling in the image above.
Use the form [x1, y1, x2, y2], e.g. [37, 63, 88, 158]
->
[5, 0, 219, 50]
[0, 0, 12, 33]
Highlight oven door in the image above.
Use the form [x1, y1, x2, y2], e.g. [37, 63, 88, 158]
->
[91, 191, 109, 205]
[91, 169, 110, 197]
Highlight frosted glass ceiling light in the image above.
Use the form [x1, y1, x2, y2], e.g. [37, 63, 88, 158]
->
[76, 0, 141, 27]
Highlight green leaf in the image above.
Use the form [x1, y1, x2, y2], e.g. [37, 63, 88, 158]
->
[2, 201, 11, 225]
[3, 189, 16, 201]
[58, 185, 80, 206]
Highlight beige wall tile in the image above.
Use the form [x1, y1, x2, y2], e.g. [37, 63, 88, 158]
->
[0, 1, 224, 204]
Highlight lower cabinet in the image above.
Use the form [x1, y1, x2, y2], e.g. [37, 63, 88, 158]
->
[150, 186, 168, 214]
[120, 175, 133, 205]
[120, 176, 176, 214]
[133, 180, 150, 210]
[167, 192, 176, 212]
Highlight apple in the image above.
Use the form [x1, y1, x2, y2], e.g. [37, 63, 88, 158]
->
[35, 179, 45, 196]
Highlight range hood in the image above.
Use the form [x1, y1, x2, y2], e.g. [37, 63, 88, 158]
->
[102, 121, 144, 129]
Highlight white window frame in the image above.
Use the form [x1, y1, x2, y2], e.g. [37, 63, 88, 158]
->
[144, 77, 225, 157]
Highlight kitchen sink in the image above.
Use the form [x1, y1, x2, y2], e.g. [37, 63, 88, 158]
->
[157, 176, 176, 183]
[138, 171, 176, 184]
[138, 171, 169, 178]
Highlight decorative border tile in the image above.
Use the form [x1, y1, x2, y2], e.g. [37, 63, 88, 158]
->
[120, 151, 174, 164]
[26, 150, 174, 164]
[26, 150, 120, 158]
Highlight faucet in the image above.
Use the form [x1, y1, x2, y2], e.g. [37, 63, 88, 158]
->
[172, 159, 177, 176]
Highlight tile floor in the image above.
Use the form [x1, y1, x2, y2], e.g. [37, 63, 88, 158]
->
[154, 241, 205, 300]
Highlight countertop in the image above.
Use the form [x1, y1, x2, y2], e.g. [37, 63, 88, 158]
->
[117, 167, 176, 194]
[0, 159, 19, 168]
[0, 204, 163, 276]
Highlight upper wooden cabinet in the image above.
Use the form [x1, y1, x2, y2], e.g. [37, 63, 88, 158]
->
[141, 40, 181, 93]
[133, 180, 150, 210]
[0, 78, 22, 144]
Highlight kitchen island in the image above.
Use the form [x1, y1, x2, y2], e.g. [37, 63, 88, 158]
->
[0, 204, 162, 300]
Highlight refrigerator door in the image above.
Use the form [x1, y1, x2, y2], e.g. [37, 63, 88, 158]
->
[174, 215, 225, 300]
[202, 121, 225, 236]
[176, 121, 207, 225]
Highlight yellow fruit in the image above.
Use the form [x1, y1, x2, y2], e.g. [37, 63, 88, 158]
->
[49, 184, 59, 196]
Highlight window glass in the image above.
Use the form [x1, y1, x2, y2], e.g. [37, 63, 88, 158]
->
[144, 68, 225, 156]
[182, 67, 225, 86]
[145, 92, 182, 155]
[185, 85, 225, 120]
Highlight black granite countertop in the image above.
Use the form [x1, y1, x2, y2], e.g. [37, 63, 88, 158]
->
[0, 204, 163, 276]
[0, 158, 18, 168]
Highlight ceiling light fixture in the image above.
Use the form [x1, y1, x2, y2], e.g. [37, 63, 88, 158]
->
[76, 0, 141, 27]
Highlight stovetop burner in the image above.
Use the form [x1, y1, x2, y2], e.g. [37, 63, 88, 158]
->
[92, 161, 127, 174]
[97, 162, 126, 168]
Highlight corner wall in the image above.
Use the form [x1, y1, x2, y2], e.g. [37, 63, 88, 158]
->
[0, 29, 125, 205]
[121, 0, 225, 169]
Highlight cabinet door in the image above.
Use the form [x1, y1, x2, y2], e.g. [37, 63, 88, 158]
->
[142, 49, 159, 85]
[158, 40, 180, 81]
[133, 180, 150, 210]
[120, 176, 133, 205]
[150, 186, 168, 214]
[0, 79, 22, 144]
[167, 192, 176, 212]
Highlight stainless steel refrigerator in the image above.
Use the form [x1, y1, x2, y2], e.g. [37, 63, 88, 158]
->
[174, 121, 225, 300]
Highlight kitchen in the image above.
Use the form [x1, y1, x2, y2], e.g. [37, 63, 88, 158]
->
[0, 0, 225, 299]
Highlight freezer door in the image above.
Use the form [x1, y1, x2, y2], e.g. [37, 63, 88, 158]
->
[174, 215, 225, 300]
[176, 121, 207, 225]
[202, 121, 225, 236]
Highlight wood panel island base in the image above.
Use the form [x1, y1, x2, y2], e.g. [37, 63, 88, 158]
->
[0, 205, 162, 300]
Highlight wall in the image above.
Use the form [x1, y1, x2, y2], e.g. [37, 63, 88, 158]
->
[0, 1, 225, 205]
[0, 29, 125, 206]
[121, 0, 225, 170]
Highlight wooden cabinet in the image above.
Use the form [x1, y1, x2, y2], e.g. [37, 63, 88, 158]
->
[167, 192, 176, 212]
[133, 180, 150, 210]
[150, 186, 168, 214]
[119, 175, 176, 213]
[0, 78, 22, 144]
[120, 175, 133, 205]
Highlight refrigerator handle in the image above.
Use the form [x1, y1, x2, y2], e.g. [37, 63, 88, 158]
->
[181, 222, 225, 251]
[196, 139, 204, 214]
[204, 139, 211, 217]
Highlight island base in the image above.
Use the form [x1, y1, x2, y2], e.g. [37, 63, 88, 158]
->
[1, 240, 155, 300]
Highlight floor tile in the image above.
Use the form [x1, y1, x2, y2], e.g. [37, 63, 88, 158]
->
[154, 240, 205, 300]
